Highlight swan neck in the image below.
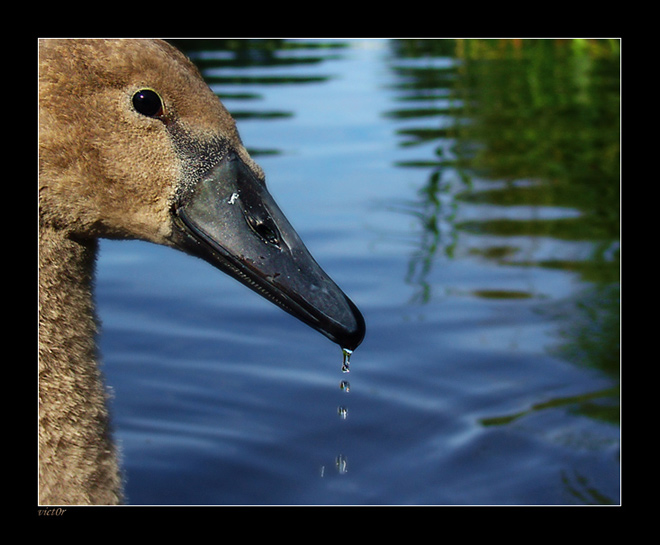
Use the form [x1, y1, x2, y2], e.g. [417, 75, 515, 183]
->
[38, 228, 123, 505]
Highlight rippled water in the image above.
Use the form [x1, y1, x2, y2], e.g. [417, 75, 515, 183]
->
[96, 39, 620, 505]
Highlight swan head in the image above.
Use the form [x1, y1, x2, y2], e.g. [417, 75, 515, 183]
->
[39, 39, 365, 350]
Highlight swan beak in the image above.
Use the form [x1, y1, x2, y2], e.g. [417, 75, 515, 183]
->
[171, 151, 365, 351]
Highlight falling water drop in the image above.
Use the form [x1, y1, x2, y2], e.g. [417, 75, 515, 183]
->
[335, 454, 348, 474]
[341, 348, 352, 373]
[328, 349, 353, 477]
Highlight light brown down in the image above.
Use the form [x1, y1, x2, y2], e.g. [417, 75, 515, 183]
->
[38, 38, 260, 505]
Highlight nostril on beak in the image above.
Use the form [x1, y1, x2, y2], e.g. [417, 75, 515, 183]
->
[245, 212, 281, 247]
[255, 222, 279, 245]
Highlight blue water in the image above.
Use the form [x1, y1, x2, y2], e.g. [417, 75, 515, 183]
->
[96, 39, 620, 505]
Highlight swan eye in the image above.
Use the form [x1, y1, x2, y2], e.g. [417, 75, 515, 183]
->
[132, 89, 164, 118]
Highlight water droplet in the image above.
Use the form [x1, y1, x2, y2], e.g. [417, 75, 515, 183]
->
[339, 380, 350, 393]
[335, 454, 348, 474]
[337, 406, 348, 419]
[341, 348, 352, 373]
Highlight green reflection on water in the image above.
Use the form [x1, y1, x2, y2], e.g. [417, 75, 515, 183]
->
[390, 38, 620, 267]
[480, 385, 620, 427]
[388, 39, 620, 414]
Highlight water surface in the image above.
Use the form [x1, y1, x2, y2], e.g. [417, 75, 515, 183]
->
[97, 38, 620, 505]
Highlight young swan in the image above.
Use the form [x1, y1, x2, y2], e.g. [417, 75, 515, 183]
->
[39, 39, 365, 505]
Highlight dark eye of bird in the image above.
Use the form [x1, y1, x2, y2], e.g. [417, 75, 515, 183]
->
[132, 89, 164, 118]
